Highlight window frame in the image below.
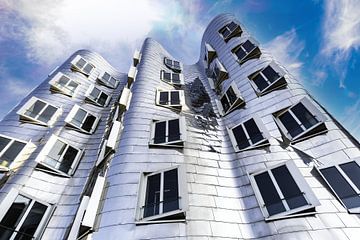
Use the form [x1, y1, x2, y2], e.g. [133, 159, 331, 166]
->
[218, 21, 242, 42]
[164, 57, 182, 73]
[17, 96, 61, 127]
[249, 160, 320, 221]
[215, 81, 245, 116]
[155, 89, 185, 110]
[227, 115, 270, 152]
[97, 71, 119, 89]
[85, 84, 111, 107]
[70, 55, 95, 76]
[231, 38, 261, 65]
[0, 134, 31, 172]
[160, 70, 184, 86]
[274, 97, 327, 143]
[209, 58, 229, 89]
[65, 105, 100, 134]
[204, 43, 217, 67]
[48, 72, 80, 97]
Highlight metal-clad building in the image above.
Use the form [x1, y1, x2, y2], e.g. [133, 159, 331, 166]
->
[1, 13, 360, 240]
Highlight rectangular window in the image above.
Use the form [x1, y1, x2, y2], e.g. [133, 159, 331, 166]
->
[317, 159, 360, 213]
[164, 57, 182, 72]
[228, 116, 269, 152]
[98, 71, 119, 89]
[274, 97, 327, 142]
[85, 84, 111, 107]
[218, 21, 242, 42]
[249, 160, 320, 220]
[0, 134, 27, 170]
[156, 89, 185, 109]
[17, 97, 60, 126]
[149, 117, 186, 147]
[71, 55, 95, 76]
[204, 43, 217, 67]
[232, 39, 261, 65]
[65, 105, 100, 134]
[209, 58, 228, 89]
[49, 72, 79, 97]
[216, 82, 245, 116]
[160, 70, 184, 85]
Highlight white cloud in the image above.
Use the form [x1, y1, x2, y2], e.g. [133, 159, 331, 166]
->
[263, 28, 305, 78]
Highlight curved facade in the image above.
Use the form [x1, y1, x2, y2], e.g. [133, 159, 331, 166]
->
[0, 13, 360, 240]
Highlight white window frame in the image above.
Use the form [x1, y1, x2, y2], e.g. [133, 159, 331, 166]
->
[209, 58, 229, 89]
[232, 38, 261, 65]
[133, 49, 141, 67]
[70, 55, 95, 76]
[248, 62, 287, 95]
[149, 116, 186, 148]
[65, 105, 100, 134]
[0, 188, 54, 240]
[227, 115, 270, 152]
[215, 81, 245, 116]
[48, 72, 80, 97]
[85, 84, 111, 107]
[35, 134, 83, 176]
[136, 165, 187, 223]
[17, 96, 61, 127]
[164, 57, 182, 72]
[218, 21, 242, 42]
[97, 71, 119, 89]
[249, 160, 320, 221]
[160, 70, 185, 86]
[274, 97, 327, 143]
[155, 89, 185, 110]
[316, 158, 360, 213]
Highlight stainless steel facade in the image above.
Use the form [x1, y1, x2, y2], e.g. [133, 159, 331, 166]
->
[1, 13, 360, 240]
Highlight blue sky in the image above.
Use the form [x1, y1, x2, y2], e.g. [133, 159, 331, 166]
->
[0, 0, 359, 140]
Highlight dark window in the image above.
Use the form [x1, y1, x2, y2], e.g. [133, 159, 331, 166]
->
[168, 119, 180, 142]
[226, 87, 237, 105]
[221, 95, 230, 113]
[242, 40, 255, 52]
[82, 114, 96, 132]
[77, 58, 86, 68]
[144, 173, 161, 218]
[172, 73, 180, 83]
[83, 64, 94, 75]
[98, 92, 108, 106]
[0, 136, 11, 152]
[15, 202, 47, 239]
[279, 111, 303, 138]
[159, 92, 168, 105]
[58, 146, 78, 174]
[232, 125, 250, 150]
[0, 141, 26, 166]
[234, 48, 246, 61]
[291, 103, 318, 129]
[26, 101, 46, 119]
[170, 91, 180, 105]
[163, 169, 179, 213]
[253, 73, 268, 92]
[163, 72, 171, 81]
[262, 66, 280, 83]
[340, 162, 360, 190]
[38, 105, 57, 123]
[244, 118, 264, 145]
[154, 122, 166, 144]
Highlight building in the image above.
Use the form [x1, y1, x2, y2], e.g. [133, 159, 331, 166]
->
[0, 13, 360, 240]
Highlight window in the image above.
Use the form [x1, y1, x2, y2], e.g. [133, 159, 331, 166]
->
[17, 96, 61, 126]
[36, 135, 83, 176]
[149, 117, 186, 147]
[0, 134, 27, 171]
[228, 116, 269, 152]
[49, 72, 79, 97]
[98, 71, 119, 89]
[85, 85, 111, 107]
[219, 21, 242, 42]
[232, 39, 261, 65]
[249, 160, 319, 221]
[160, 70, 184, 85]
[274, 97, 327, 142]
[0, 190, 52, 239]
[209, 58, 228, 89]
[204, 43, 217, 67]
[136, 166, 187, 222]
[215, 82, 245, 116]
[65, 105, 100, 134]
[317, 159, 360, 213]
[156, 89, 185, 109]
[133, 50, 141, 67]
[71, 55, 94, 76]
[164, 57, 182, 72]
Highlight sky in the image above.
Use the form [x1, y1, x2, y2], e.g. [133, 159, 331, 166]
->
[0, 0, 359, 140]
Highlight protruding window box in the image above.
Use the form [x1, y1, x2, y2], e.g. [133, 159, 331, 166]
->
[17, 96, 61, 127]
[249, 160, 320, 221]
[85, 84, 111, 107]
[160, 70, 184, 86]
[232, 38, 261, 65]
[67, 196, 90, 240]
[204, 43, 217, 67]
[119, 87, 132, 111]
[128, 66, 137, 87]
[155, 89, 185, 111]
[215, 82, 245, 116]
[149, 117, 186, 148]
[65, 105, 100, 134]
[248, 62, 287, 96]
[97, 71, 119, 89]
[209, 58, 229, 89]
[164, 57, 182, 73]
[71, 55, 95, 76]
[133, 50, 141, 67]
[228, 115, 270, 152]
[274, 97, 327, 143]
[49, 72, 79, 97]
[219, 21, 242, 42]
[106, 120, 122, 151]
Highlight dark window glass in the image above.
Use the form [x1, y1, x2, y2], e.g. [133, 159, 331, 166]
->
[109, 77, 117, 87]
[172, 73, 180, 83]
[166, 59, 172, 66]
[98, 92, 108, 106]
[272, 165, 307, 210]
[90, 88, 101, 100]
[72, 109, 87, 127]
[235, 47, 246, 60]
[0, 136, 11, 152]
[67, 81, 78, 94]
[226, 87, 237, 105]
[292, 103, 318, 129]
[279, 111, 303, 138]
[262, 66, 280, 83]
[252, 73, 268, 91]
[254, 172, 286, 216]
[38, 105, 57, 123]
[221, 95, 230, 113]
[102, 72, 110, 81]
[154, 122, 166, 144]
[340, 162, 360, 191]
[58, 76, 69, 87]
[168, 119, 180, 142]
[232, 125, 250, 150]
[321, 167, 360, 209]
[58, 146, 78, 174]
[242, 40, 255, 52]
[173, 61, 180, 69]
[83, 64, 94, 74]
[221, 28, 231, 38]
[159, 92, 169, 105]
[163, 72, 171, 81]
[26, 100, 46, 119]
[170, 91, 180, 105]
[47, 140, 66, 166]
[244, 119, 264, 145]
[163, 169, 179, 213]
[77, 58, 86, 68]
[228, 22, 238, 31]
[82, 114, 96, 132]
[144, 173, 160, 218]
[1, 141, 26, 166]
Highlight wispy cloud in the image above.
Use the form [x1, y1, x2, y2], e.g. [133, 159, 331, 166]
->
[342, 99, 360, 140]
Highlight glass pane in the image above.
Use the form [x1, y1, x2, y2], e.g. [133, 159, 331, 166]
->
[173, 61, 180, 69]
[262, 66, 280, 83]
[244, 119, 264, 145]
[228, 21, 238, 31]
[163, 169, 179, 213]
[72, 109, 87, 127]
[340, 162, 360, 191]
[0, 136, 11, 153]
[166, 59, 172, 65]
[90, 87, 101, 100]
[170, 91, 180, 105]
[57, 75, 69, 87]
[83, 64, 94, 74]
[15, 201, 48, 240]
[254, 172, 286, 216]
[221, 95, 230, 113]
[144, 173, 160, 218]
[154, 121, 166, 144]
[221, 28, 231, 38]
[0, 195, 31, 240]
[102, 72, 110, 81]
[226, 87, 237, 105]
[58, 146, 78, 174]
[163, 72, 171, 81]
[25, 100, 46, 119]
[159, 92, 168, 105]
[1, 141, 26, 166]
[242, 40, 255, 52]
[278, 111, 303, 138]
[235, 47, 246, 60]
[82, 114, 96, 132]
[321, 167, 360, 209]
[98, 92, 108, 106]
[172, 73, 180, 83]
[272, 165, 307, 210]
[109, 77, 117, 87]
[252, 73, 269, 92]
[38, 105, 57, 123]
[232, 125, 250, 150]
[77, 58, 86, 68]
[292, 103, 318, 129]
[168, 119, 180, 142]
[67, 81, 78, 93]
[46, 140, 67, 168]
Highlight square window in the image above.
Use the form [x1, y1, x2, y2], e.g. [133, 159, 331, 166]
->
[98, 71, 119, 89]
[232, 39, 261, 65]
[164, 57, 182, 72]
[218, 21, 242, 42]
[49, 72, 79, 97]
[85, 84, 111, 107]
[0, 134, 28, 170]
[156, 89, 185, 109]
[160, 70, 184, 85]
[149, 117, 186, 147]
[216, 82, 245, 116]
[71, 55, 95, 76]
[65, 105, 100, 134]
